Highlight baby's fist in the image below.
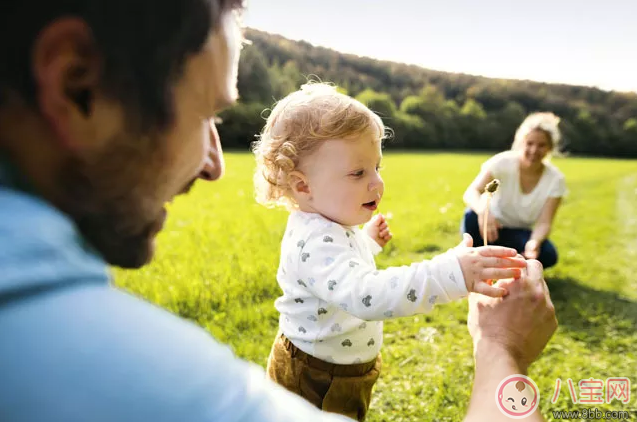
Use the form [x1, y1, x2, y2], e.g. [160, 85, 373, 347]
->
[365, 214, 393, 247]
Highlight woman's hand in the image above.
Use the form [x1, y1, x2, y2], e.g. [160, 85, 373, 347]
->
[524, 239, 540, 259]
[478, 205, 501, 243]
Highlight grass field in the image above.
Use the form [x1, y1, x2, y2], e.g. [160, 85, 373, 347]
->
[114, 152, 637, 421]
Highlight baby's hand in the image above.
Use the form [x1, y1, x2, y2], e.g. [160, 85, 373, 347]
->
[365, 214, 393, 247]
[453, 233, 527, 297]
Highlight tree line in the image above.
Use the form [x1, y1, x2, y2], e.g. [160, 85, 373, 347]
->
[216, 28, 637, 158]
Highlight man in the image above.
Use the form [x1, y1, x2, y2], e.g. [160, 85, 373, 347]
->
[0, 1, 557, 421]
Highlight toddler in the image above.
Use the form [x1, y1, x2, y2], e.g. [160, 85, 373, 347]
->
[251, 82, 525, 421]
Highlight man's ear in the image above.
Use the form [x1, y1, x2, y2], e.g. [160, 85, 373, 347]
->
[288, 170, 311, 198]
[32, 17, 101, 149]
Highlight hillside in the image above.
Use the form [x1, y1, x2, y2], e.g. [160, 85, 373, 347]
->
[215, 28, 637, 157]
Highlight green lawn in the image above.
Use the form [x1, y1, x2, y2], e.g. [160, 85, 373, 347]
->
[114, 152, 637, 421]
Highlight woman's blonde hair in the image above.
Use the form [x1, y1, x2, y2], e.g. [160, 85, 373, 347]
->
[511, 111, 563, 158]
[252, 82, 387, 210]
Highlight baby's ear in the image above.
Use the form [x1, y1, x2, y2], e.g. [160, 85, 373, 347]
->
[288, 171, 310, 195]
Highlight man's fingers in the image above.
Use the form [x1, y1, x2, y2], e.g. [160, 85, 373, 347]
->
[496, 260, 547, 297]
[516, 259, 540, 286]
[526, 259, 544, 280]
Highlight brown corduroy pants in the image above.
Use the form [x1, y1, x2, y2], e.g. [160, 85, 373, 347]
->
[266, 334, 381, 422]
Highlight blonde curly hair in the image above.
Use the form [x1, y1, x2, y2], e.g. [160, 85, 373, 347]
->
[252, 82, 386, 210]
[511, 111, 563, 158]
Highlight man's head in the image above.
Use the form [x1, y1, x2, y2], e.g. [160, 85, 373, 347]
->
[0, 0, 244, 268]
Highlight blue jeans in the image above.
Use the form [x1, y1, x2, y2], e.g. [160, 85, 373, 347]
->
[460, 209, 558, 269]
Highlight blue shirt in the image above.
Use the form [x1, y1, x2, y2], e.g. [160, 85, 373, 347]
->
[0, 158, 351, 422]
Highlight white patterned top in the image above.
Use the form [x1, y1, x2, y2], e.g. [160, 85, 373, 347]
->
[482, 151, 567, 229]
[274, 211, 468, 365]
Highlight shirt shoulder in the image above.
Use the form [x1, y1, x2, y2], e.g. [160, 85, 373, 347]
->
[544, 161, 565, 181]
[287, 211, 350, 248]
[542, 162, 568, 198]
[0, 284, 347, 422]
[482, 151, 517, 176]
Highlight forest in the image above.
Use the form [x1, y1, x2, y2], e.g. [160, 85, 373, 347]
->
[216, 28, 637, 157]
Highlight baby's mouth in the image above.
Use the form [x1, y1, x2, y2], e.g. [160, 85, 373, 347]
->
[362, 200, 378, 211]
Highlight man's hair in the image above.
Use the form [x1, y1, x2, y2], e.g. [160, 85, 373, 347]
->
[252, 82, 387, 210]
[0, 0, 243, 130]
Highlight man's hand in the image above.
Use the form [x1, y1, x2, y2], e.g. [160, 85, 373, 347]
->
[467, 260, 557, 371]
[364, 214, 392, 247]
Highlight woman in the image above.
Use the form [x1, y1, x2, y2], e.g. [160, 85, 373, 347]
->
[461, 112, 567, 269]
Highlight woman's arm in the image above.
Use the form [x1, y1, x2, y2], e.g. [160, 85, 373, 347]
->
[524, 197, 562, 259]
[464, 169, 501, 242]
[530, 197, 562, 244]
[463, 170, 495, 214]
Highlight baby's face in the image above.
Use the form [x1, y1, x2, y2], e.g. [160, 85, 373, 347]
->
[300, 133, 383, 226]
[499, 381, 535, 415]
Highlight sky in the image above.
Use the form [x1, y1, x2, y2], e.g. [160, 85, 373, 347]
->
[243, 0, 637, 93]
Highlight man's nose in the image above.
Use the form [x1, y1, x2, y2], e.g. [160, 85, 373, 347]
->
[199, 119, 225, 181]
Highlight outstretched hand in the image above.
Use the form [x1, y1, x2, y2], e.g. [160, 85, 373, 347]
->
[454, 234, 527, 298]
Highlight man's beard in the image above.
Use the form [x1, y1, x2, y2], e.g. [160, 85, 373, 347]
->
[57, 142, 165, 269]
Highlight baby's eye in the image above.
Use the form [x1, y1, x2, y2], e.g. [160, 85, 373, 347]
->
[376, 164, 383, 172]
[350, 170, 364, 177]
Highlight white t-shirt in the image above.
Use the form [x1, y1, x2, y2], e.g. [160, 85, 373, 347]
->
[482, 151, 567, 229]
[274, 211, 467, 365]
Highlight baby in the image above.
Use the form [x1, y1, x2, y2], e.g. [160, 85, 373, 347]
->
[252, 82, 525, 421]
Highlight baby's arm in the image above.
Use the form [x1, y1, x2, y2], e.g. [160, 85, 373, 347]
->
[295, 225, 467, 321]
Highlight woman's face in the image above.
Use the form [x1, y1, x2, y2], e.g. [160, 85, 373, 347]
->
[520, 129, 552, 167]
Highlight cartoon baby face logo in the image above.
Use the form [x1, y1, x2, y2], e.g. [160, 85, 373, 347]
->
[496, 375, 540, 419]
